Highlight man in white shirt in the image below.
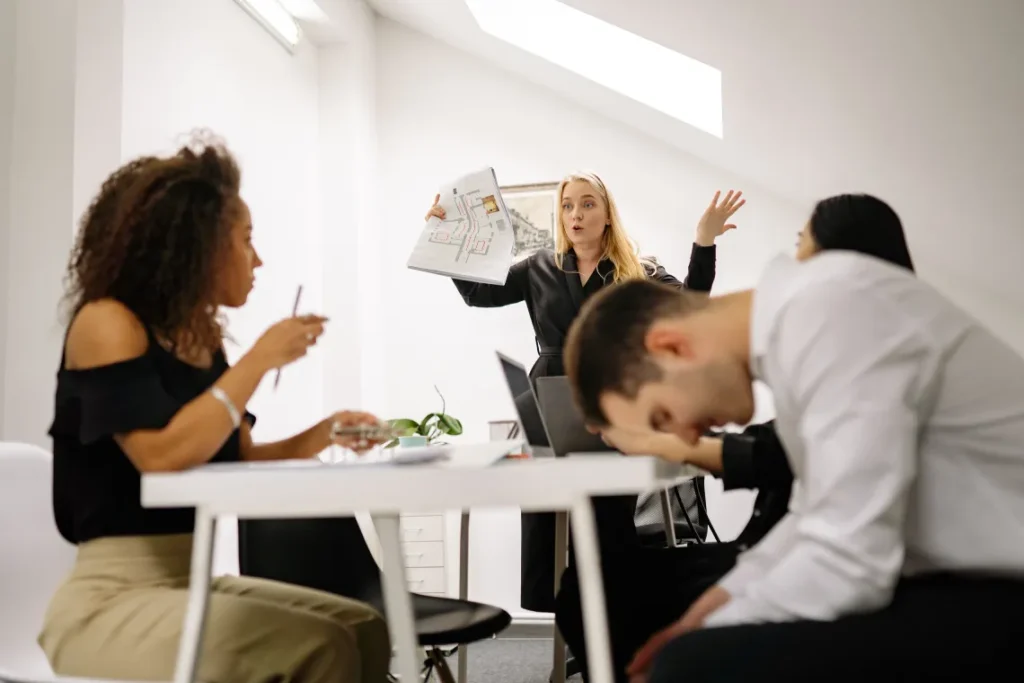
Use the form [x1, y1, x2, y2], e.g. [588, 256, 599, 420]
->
[564, 250, 1024, 681]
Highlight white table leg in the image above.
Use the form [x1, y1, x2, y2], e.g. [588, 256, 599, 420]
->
[570, 497, 614, 683]
[173, 509, 216, 683]
[458, 512, 470, 683]
[551, 510, 569, 683]
[375, 513, 420, 683]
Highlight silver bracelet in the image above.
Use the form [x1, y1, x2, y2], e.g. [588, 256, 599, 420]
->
[210, 386, 241, 429]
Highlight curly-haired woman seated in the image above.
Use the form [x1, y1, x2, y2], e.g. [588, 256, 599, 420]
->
[39, 134, 391, 683]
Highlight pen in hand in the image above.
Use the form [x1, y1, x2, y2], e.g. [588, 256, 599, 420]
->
[273, 284, 303, 390]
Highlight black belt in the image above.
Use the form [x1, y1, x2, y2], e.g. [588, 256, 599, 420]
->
[536, 339, 562, 357]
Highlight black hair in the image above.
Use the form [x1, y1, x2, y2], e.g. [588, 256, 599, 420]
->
[809, 194, 915, 272]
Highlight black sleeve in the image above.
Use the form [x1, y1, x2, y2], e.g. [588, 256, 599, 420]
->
[452, 253, 532, 308]
[682, 243, 716, 292]
[64, 354, 256, 444]
[718, 420, 794, 491]
[650, 243, 717, 293]
[67, 356, 184, 444]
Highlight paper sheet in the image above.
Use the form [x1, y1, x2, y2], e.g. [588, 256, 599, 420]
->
[406, 167, 517, 285]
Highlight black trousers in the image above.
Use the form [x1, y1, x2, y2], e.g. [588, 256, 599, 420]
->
[522, 494, 641, 613]
[649, 574, 1024, 683]
[555, 542, 739, 682]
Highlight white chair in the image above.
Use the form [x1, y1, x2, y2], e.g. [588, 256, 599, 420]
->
[0, 442, 125, 683]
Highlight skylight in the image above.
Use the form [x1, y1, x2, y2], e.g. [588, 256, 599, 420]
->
[233, 0, 301, 51]
[464, 0, 723, 138]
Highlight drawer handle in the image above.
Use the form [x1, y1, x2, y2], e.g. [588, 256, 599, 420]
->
[404, 553, 424, 559]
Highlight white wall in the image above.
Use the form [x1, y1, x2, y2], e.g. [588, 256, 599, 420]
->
[372, 19, 805, 615]
[72, 0, 124, 228]
[0, 0, 15, 424]
[5, 0, 77, 446]
[319, 0, 380, 414]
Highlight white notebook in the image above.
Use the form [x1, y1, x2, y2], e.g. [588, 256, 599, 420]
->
[406, 167, 517, 285]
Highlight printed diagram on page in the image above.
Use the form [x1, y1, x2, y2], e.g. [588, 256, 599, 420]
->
[427, 188, 500, 259]
[407, 166, 516, 285]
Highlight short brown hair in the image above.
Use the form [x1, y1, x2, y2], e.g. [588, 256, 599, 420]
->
[564, 279, 706, 425]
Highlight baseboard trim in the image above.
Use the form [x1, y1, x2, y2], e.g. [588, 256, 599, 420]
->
[496, 616, 556, 640]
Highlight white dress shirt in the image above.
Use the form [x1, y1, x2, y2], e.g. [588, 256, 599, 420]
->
[704, 252, 1024, 628]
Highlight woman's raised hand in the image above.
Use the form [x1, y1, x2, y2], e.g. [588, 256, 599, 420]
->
[695, 190, 746, 245]
[424, 193, 446, 221]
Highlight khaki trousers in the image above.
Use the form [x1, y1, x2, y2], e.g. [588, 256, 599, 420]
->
[38, 533, 391, 683]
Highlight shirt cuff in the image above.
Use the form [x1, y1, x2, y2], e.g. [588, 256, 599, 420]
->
[720, 433, 757, 490]
[702, 599, 752, 629]
[716, 564, 757, 599]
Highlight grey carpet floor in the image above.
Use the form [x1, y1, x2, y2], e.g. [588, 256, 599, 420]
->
[444, 638, 580, 683]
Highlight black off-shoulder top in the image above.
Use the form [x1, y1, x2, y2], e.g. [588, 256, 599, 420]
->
[47, 328, 254, 544]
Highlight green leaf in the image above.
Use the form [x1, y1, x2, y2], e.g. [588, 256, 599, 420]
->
[437, 413, 463, 435]
[415, 413, 434, 435]
[419, 413, 449, 435]
[388, 418, 419, 437]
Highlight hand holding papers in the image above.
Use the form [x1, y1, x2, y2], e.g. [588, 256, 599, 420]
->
[407, 167, 517, 285]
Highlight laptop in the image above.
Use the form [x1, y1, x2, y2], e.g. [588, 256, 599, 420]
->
[496, 351, 556, 458]
[534, 376, 615, 456]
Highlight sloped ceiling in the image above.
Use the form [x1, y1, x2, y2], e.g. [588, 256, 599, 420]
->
[369, 0, 1024, 299]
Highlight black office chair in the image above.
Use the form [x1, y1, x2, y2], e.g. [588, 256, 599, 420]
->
[635, 478, 710, 548]
[238, 516, 511, 682]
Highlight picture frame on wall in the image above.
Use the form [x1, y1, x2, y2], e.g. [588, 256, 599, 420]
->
[500, 181, 559, 260]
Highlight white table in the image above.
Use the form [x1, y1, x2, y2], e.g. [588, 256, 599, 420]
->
[141, 442, 701, 683]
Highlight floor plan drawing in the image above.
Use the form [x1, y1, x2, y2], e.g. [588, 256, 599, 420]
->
[427, 189, 505, 260]
[407, 168, 517, 285]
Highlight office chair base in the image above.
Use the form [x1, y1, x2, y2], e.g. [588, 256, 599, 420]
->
[549, 652, 583, 682]
[425, 648, 456, 683]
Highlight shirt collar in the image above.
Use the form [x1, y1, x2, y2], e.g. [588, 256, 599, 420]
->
[750, 253, 805, 379]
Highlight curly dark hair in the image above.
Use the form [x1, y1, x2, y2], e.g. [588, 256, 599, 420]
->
[63, 132, 242, 353]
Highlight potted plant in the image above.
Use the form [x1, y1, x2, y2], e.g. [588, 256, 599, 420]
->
[386, 385, 463, 448]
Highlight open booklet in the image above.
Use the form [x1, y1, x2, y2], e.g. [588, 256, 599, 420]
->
[406, 167, 517, 285]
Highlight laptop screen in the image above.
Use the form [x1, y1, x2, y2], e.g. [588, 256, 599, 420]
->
[497, 352, 551, 448]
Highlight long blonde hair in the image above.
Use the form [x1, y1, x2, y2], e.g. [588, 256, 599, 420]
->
[553, 171, 655, 284]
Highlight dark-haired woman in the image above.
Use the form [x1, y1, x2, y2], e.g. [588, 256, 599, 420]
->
[558, 193, 919, 682]
[39, 136, 391, 682]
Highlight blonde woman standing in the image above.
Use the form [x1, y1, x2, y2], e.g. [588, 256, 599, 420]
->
[424, 172, 745, 613]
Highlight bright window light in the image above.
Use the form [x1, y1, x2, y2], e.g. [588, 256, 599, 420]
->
[233, 0, 301, 51]
[464, 0, 723, 138]
[277, 0, 329, 23]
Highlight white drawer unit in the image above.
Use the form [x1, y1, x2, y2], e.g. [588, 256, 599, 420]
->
[400, 514, 444, 542]
[403, 540, 445, 568]
[406, 566, 446, 594]
[399, 513, 447, 595]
